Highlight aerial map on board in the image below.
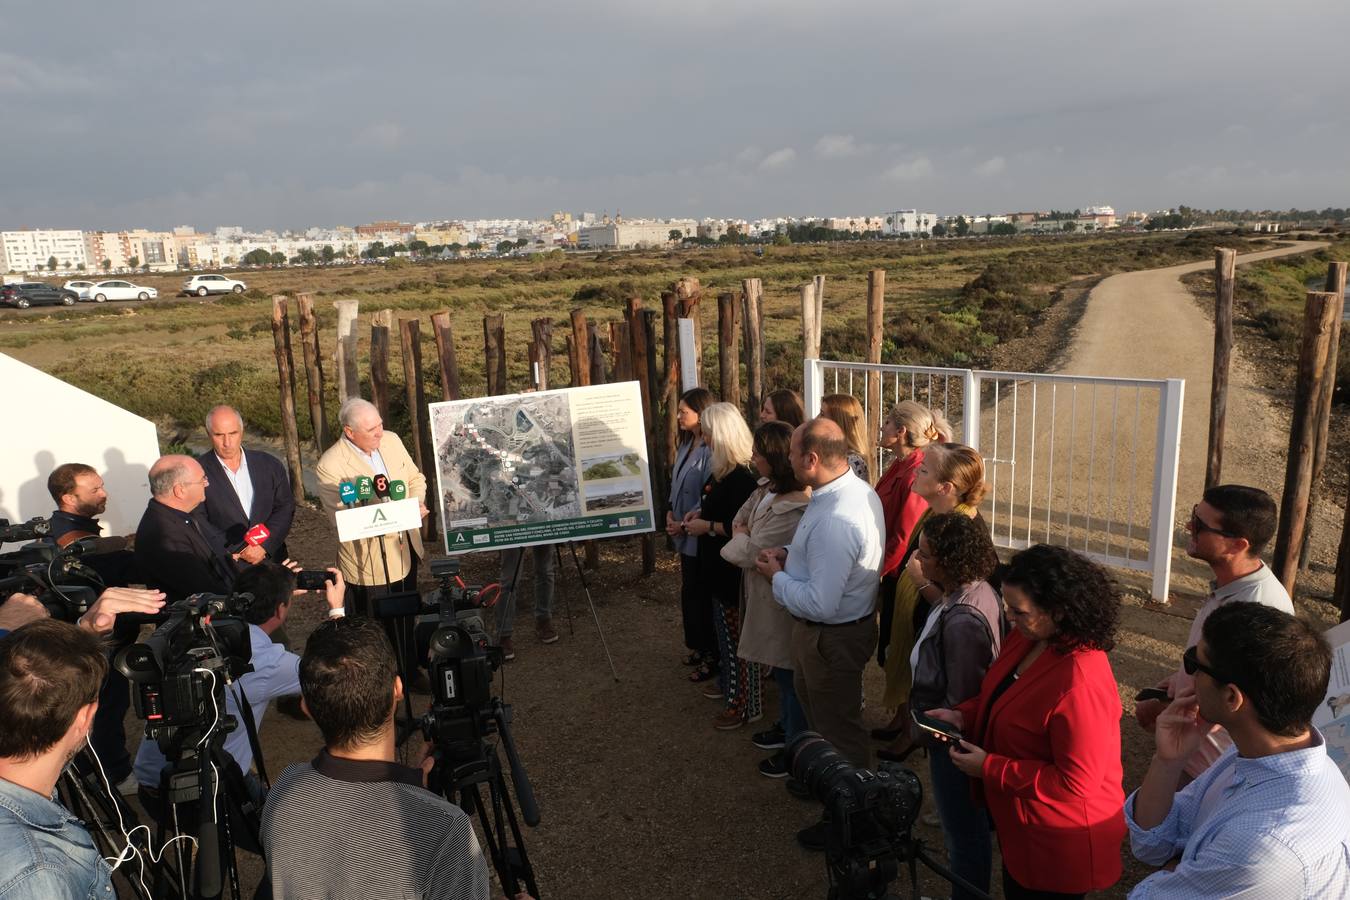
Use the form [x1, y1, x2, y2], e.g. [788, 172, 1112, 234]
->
[429, 382, 655, 553]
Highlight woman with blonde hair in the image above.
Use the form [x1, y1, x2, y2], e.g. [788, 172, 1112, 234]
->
[871, 401, 953, 739]
[681, 403, 758, 700]
[819, 393, 873, 482]
[877, 442, 989, 761]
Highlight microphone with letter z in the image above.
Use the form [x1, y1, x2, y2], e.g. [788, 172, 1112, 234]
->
[228, 523, 271, 555]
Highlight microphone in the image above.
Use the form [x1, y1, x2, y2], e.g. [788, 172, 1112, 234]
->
[389, 480, 407, 501]
[373, 474, 390, 499]
[355, 476, 373, 504]
[227, 523, 271, 556]
[338, 481, 357, 506]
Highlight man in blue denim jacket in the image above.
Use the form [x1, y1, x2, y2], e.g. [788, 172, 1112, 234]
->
[0, 620, 115, 899]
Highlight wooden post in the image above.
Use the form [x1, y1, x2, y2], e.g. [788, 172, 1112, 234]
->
[717, 292, 740, 410]
[610, 321, 633, 383]
[1272, 292, 1337, 594]
[1299, 261, 1348, 569]
[813, 274, 825, 332]
[639, 309, 661, 575]
[370, 310, 392, 422]
[625, 298, 650, 414]
[675, 278, 702, 387]
[399, 318, 436, 541]
[430, 311, 461, 401]
[584, 322, 607, 570]
[530, 318, 554, 391]
[587, 322, 607, 387]
[662, 291, 681, 463]
[334, 299, 360, 404]
[1336, 455, 1350, 622]
[741, 279, 764, 423]
[1205, 248, 1237, 490]
[483, 313, 506, 395]
[865, 270, 885, 481]
[570, 310, 591, 387]
[800, 282, 820, 359]
[270, 296, 305, 501]
[296, 292, 329, 450]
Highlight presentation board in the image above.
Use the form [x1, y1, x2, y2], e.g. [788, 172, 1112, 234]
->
[428, 382, 655, 553]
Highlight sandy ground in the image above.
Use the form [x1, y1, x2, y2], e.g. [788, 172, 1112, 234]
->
[108, 240, 1346, 899]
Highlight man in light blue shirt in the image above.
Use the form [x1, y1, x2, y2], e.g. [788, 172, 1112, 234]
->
[134, 561, 346, 816]
[758, 418, 883, 850]
[1126, 602, 1350, 898]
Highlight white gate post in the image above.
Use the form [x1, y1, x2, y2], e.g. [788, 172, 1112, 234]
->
[803, 357, 823, 418]
[962, 370, 980, 450]
[1148, 378, 1185, 603]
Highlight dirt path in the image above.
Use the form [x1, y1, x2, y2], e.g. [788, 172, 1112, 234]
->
[1060, 239, 1338, 597]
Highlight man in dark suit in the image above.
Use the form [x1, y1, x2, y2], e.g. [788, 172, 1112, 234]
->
[198, 405, 295, 565]
[135, 455, 237, 603]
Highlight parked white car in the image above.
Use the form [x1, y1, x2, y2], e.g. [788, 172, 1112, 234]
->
[182, 274, 246, 296]
[88, 280, 157, 302]
[63, 280, 96, 300]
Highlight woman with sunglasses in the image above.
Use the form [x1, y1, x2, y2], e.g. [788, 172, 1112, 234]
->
[927, 544, 1125, 899]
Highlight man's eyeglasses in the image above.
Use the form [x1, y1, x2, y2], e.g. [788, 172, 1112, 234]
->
[1183, 645, 1238, 688]
[1189, 505, 1237, 538]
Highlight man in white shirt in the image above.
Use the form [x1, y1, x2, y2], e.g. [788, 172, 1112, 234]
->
[198, 405, 295, 565]
[1136, 484, 1293, 778]
[758, 418, 883, 849]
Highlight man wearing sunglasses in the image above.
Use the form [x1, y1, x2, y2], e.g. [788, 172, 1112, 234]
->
[1135, 484, 1292, 778]
[1126, 602, 1349, 898]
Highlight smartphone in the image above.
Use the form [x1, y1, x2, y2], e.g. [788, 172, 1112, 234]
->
[295, 570, 336, 591]
[1134, 687, 1170, 703]
[911, 709, 963, 745]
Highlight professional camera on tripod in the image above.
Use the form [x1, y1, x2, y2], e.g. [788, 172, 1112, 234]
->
[0, 516, 104, 621]
[398, 556, 542, 899]
[115, 590, 263, 900]
[788, 732, 992, 900]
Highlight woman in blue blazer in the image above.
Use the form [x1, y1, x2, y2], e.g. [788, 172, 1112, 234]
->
[667, 387, 716, 679]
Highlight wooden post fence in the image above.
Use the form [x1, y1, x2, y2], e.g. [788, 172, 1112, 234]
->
[741, 279, 764, 423]
[610, 321, 633, 383]
[430, 311, 461, 401]
[583, 319, 606, 569]
[570, 310, 591, 388]
[1300, 260, 1348, 569]
[399, 317, 436, 541]
[865, 270, 885, 480]
[270, 296, 305, 501]
[626, 298, 656, 575]
[334, 299, 360, 405]
[813, 274, 825, 334]
[1205, 248, 1237, 490]
[1272, 291, 1337, 594]
[717, 292, 740, 410]
[800, 282, 821, 359]
[661, 291, 681, 464]
[370, 310, 393, 422]
[483, 313, 506, 395]
[676, 278, 702, 388]
[296, 292, 329, 450]
[530, 318, 554, 391]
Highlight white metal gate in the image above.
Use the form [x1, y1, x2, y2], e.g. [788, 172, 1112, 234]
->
[804, 359, 1184, 601]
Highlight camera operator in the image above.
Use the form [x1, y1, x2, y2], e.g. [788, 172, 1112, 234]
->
[46, 462, 139, 585]
[262, 617, 492, 900]
[0, 620, 115, 897]
[133, 561, 345, 817]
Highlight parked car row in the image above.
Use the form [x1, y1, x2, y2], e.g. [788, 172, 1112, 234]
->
[0, 273, 249, 309]
[62, 279, 158, 302]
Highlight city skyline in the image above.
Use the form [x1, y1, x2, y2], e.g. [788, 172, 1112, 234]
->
[4, 1, 1347, 231]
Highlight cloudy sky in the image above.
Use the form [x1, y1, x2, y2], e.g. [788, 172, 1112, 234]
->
[3, 0, 1346, 230]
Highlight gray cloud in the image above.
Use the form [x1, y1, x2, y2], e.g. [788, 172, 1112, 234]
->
[2, 0, 1347, 230]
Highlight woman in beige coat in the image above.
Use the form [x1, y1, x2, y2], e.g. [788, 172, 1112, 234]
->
[720, 422, 810, 775]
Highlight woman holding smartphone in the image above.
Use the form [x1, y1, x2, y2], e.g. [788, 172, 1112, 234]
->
[929, 545, 1125, 900]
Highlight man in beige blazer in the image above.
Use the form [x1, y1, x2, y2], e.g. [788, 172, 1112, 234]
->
[316, 398, 429, 674]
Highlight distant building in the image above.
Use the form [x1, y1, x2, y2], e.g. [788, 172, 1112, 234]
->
[1, 229, 88, 273]
[356, 220, 413, 238]
[884, 210, 937, 236]
[578, 220, 696, 249]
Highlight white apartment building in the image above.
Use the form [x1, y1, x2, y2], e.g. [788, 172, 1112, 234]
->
[884, 210, 938, 236]
[578, 220, 696, 249]
[2, 229, 89, 273]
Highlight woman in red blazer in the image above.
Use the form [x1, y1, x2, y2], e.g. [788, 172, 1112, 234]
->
[931, 545, 1125, 899]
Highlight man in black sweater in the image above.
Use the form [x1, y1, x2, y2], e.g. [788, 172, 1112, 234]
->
[134, 455, 237, 603]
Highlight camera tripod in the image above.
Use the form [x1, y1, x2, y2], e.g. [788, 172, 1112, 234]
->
[58, 749, 156, 900]
[429, 698, 541, 899]
[824, 828, 992, 900]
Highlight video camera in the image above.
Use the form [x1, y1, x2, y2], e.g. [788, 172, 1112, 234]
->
[788, 732, 927, 900]
[115, 591, 256, 743]
[0, 517, 104, 622]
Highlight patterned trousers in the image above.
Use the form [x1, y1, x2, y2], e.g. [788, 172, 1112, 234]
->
[715, 604, 762, 722]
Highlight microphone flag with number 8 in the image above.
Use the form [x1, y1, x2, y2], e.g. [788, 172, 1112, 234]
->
[356, 476, 373, 501]
[373, 473, 390, 497]
[338, 481, 357, 505]
[389, 480, 407, 501]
